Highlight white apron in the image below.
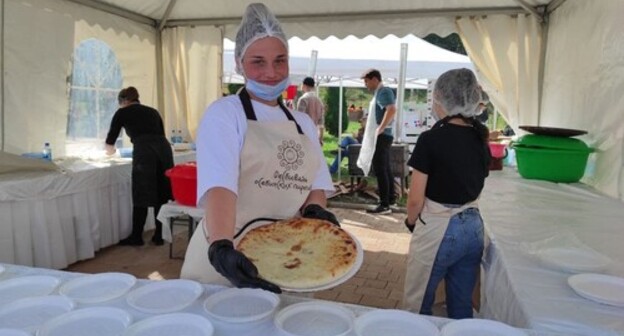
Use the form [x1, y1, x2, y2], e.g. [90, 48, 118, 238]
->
[403, 198, 479, 312]
[180, 89, 319, 284]
[356, 91, 379, 175]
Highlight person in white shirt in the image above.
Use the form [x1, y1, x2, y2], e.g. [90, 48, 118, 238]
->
[297, 77, 325, 143]
[180, 3, 337, 293]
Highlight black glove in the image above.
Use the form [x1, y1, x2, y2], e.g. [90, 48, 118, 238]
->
[302, 204, 340, 226]
[404, 217, 415, 233]
[208, 239, 281, 294]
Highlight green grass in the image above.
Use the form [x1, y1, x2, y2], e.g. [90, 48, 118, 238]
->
[322, 121, 408, 207]
[322, 121, 361, 183]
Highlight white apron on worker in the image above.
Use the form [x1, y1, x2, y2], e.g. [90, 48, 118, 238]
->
[356, 90, 379, 175]
[180, 89, 319, 285]
[403, 198, 479, 312]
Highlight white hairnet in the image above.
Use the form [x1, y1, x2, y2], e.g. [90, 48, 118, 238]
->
[433, 68, 482, 118]
[235, 3, 288, 74]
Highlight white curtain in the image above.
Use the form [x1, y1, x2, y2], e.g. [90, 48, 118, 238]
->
[3, 0, 156, 157]
[540, 0, 624, 199]
[456, 14, 542, 130]
[161, 26, 223, 141]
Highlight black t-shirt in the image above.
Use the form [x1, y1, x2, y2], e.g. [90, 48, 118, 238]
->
[408, 123, 490, 204]
[105, 103, 166, 145]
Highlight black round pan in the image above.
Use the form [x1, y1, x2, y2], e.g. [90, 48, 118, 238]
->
[519, 125, 587, 137]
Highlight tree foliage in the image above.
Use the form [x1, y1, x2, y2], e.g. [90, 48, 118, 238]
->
[322, 87, 349, 136]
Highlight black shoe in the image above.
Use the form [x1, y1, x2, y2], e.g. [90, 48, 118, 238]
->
[366, 204, 392, 215]
[151, 236, 164, 246]
[118, 237, 144, 246]
[389, 199, 397, 206]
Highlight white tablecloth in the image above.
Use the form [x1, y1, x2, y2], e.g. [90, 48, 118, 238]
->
[156, 201, 204, 243]
[479, 169, 624, 336]
[0, 263, 562, 336]
[0, 152, 195, 270]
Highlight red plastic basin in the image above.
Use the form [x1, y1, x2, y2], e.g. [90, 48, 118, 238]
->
[165, 162, 197, 206]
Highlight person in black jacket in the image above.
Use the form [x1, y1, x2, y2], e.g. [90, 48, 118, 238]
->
[105, 86, 174, 246]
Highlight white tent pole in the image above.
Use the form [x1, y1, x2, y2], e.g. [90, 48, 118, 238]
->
[0, 0, 4, 151]
[64, 0, 155, 26]
[155, 0, 177, 123]
[166, 7, 529, 28]
[155, 30, 165, 115]
[308, 50, 318, 76]
[395, 43, 408, 143]
[337, 77, 344, 181]
[158, 0, 178, 31]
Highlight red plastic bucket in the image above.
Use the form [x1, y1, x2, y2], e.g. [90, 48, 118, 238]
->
[489, 142, 507, 159]
[165, 162, 197, 206]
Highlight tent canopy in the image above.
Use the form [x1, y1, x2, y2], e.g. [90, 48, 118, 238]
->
[222, 35, 473, 87]
[65, 0, 553, 39]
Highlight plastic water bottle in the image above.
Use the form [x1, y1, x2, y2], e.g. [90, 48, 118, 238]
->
[42, 142, 52, 161]
[171, 130, 178, 144]
[177, 130, 184, 143]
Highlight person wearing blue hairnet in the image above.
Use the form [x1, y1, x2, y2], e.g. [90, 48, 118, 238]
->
[180, 3, 337, 293]
[403, 68, 490, 318]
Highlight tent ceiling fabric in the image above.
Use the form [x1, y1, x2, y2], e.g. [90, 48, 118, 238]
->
[75, 0, 553, 38]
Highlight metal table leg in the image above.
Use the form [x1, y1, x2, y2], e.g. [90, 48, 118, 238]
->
[169, 217, 175, 259]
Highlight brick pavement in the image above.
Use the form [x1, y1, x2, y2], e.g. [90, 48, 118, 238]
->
[313, 207, 411, 309]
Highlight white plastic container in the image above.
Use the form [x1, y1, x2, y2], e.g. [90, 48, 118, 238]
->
[275, 301, 355, 336]
[203, 288, 279, 324]
[354, 309, 440, 336]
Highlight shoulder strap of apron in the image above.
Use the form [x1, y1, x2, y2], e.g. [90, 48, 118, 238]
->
[238, 88, 304, 135]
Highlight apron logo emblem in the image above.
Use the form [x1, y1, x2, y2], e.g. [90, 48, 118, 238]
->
[277, 140, 305, 171]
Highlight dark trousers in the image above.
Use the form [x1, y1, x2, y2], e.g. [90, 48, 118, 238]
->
[372, 134, 395, 206]
[130, 204, 163, 240]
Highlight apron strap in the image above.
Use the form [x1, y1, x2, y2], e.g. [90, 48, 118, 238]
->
[277, 99, 305, 135]
[233, 217, 283, 239]
[238, 88, 304, 135]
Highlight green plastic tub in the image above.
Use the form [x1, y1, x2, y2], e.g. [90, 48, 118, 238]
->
[511, 135, 593, 183]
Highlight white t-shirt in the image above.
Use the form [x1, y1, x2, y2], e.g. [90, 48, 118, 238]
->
[196, 95, 333, 206]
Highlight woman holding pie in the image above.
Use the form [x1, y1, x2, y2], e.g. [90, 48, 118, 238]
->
[403, 68, 490, 318]
[180, 3, 337, 293]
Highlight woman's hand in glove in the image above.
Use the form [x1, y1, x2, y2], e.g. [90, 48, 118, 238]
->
[302, 204, 340, 227]
[404, 217, 415, 233]
[208, 239, 281, 293]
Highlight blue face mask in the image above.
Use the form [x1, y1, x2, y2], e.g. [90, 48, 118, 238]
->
[245, 78, 290, 101]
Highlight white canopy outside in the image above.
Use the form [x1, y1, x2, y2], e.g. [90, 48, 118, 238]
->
[2, 0, 624, 200]
[222, 34, 473, 88]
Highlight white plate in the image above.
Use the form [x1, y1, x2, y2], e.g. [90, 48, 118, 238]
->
[123, 313, 214, 336]
[275, 301, 355, 336]
[441, 319, 527, 336]
[0, 295, 75, 332]
[126, 279, 203, 314]
[203, 288, 279, 323]
[537, 247, 610, 273]
[0, 275, 61, 306]
[568, 273, 624, 307]
[0, 329, 31, 336]
[59, 273, 136, 303]
[354, 309, 440, 336]
[38, 307, 132, 336]
[283, 232, 364, 293]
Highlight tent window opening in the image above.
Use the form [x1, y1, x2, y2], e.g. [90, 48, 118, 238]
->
[66, 39, 123, 151]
